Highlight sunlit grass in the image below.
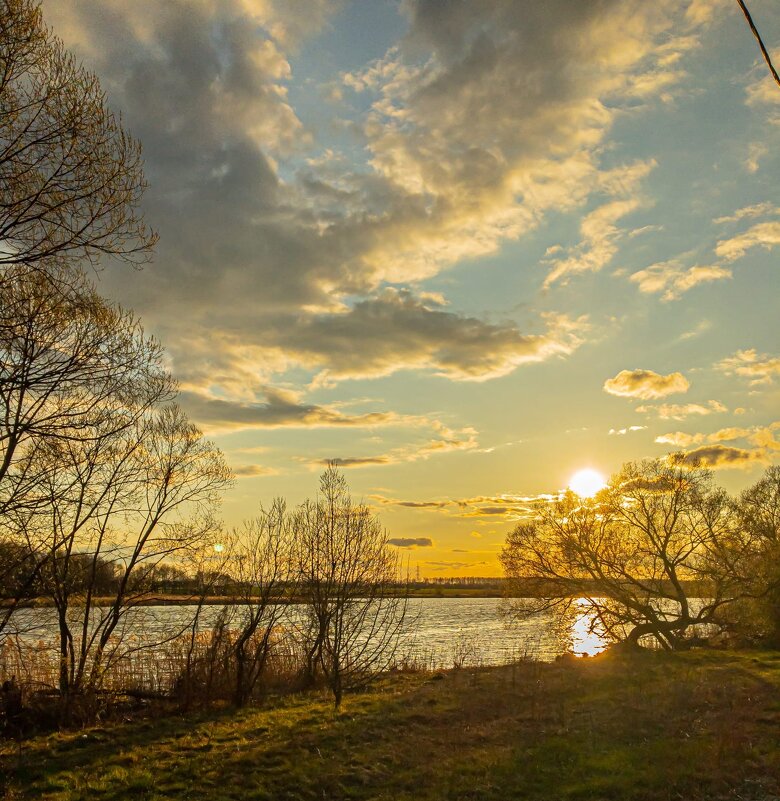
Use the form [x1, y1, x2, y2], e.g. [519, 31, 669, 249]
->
[3, 650, 780, 800]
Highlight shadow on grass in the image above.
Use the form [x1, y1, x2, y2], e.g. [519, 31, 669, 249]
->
[3, 652, 780, 801]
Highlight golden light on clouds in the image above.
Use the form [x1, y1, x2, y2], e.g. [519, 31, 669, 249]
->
[569, 469, 607, 498]
[40, 0, 780, 575]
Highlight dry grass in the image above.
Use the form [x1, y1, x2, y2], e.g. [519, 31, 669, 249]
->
[2, 648, 780, 800]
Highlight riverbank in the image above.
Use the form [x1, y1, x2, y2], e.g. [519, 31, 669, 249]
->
[6, 586, 506, 607]
[3, 648, 780, 800]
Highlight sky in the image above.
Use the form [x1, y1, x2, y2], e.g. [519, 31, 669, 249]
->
[44, 0, 780, 576]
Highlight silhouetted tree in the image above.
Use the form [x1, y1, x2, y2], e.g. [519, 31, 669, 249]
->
[502, 457, 742, 650]
[721, 466, 780, 644]
[0, 0, 156, 271]
[227, 500, 296, 706]
[294, 466, 408, 707]
[19, 403, 230, 722]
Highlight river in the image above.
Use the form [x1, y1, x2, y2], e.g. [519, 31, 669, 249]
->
[4, 597, 607, 671]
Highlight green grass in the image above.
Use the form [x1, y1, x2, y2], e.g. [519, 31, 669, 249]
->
[3, 649, 780, 800]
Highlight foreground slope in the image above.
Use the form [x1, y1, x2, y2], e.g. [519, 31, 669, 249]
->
[3, 650, 780, 800]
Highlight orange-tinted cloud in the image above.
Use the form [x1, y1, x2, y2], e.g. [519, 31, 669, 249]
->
[678, 445, 768, 469]
[715, 221, 780, 262]
[604, 369, 689, 400]
[638, 400, 726, 420]
[630, 261, 731, 301]
[715, 349, 780, 386]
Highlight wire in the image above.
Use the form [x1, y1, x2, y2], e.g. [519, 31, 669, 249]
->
[736, 0, 780, 88]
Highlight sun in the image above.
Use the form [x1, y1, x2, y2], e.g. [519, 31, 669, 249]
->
[569, 468, 607, 498]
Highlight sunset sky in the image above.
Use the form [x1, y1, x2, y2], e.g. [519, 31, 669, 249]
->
[45, 0, 779, 575]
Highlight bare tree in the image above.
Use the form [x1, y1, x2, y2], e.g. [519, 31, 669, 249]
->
[0, 266, 173, 512]
[736, 465, 780, 544]
[501, 458, 742, 651]
[0, 0, 156, 272]
[722, 466, 780, 644]
[0, 268, 173, 642]
[293, 466, 408, 708]
[226, 500, 296, 706]
[22, 403, 230, 722]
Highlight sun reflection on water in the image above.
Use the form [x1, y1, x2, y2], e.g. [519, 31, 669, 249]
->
[570, 598, 608, 657]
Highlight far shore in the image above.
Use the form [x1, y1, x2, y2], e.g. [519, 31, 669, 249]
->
[6, 586, 506, 608]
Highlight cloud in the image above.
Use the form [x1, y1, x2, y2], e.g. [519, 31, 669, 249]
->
[655, 426, 752, 448]
[387, 537, 434, 548]
[750, 425, 780, 451]
[678, 320, 713, 341]
[655, 431, 704, 447]
[452, 493, 556, 520]
[629, 261, 731, 301]
[708, 426, 753, 443]
[315, 457, 390, 468]
[678, 444, 768, 469]
[425, 561, 488, 572]
[231, 464, 279, 478]
[637, 400, 727, 420]
[628, 202, 778, 303]
[543, 189, 651, 288]
[307, 422, 480, 469]
[714, 203, 780, 225]
[178, 387, 410, 433]
[273, 290, 588, 384]
[715, 221, 780, 262]
[744, 142, 768, 174]
[44, 0, 718, 397]
[371, 495, 450, 509]
[715, 349, 780, 386]
[746, 73, 780, 111]
[608, 425, 647, 435]
[370, 491, 556, 520]
[603, 369, 690, 400]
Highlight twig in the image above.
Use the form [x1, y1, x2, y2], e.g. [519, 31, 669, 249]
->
[736, 0, 780, 88]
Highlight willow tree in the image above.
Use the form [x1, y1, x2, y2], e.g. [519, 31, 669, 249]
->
[501, 458, 743, 651]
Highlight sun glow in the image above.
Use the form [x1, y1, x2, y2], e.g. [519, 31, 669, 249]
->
[568, 468, 607, 498]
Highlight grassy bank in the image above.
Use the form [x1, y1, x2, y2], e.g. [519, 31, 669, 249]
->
[2, 649, 780, 800]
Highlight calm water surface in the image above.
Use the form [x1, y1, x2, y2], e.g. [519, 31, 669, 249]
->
[8, 597, 606, 667]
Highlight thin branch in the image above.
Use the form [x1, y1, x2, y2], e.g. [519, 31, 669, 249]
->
[737, 0, 780, 88]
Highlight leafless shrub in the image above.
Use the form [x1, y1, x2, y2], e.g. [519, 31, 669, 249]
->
[293, 465, 410, 707]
